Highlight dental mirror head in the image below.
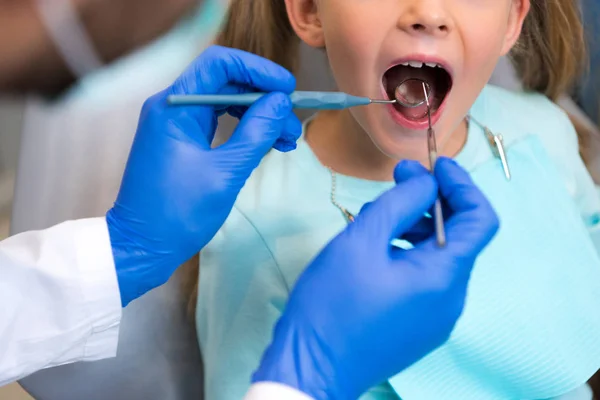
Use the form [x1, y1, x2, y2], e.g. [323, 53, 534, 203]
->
[394, 79, 431, 108]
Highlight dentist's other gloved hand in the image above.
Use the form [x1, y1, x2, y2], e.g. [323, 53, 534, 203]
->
[106, 45, 302, 306]
[252, 158, 500, 400]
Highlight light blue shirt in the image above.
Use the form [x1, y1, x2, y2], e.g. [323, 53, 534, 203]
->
[196, 85, 600, 400]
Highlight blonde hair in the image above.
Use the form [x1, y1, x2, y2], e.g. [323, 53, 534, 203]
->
[510, 0, 586, 101]
[509, 1, 596, 168]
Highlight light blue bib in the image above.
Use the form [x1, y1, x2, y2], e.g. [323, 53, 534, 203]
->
[389, 134, 600, 399]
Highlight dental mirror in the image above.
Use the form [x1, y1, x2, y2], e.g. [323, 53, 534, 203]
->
[394, 78, 431, 108]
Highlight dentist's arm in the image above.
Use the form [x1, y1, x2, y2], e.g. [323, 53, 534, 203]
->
[246, 159, 500, 400]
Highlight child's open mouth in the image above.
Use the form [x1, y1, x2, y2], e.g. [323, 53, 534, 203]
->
[382, 60, 453, 129]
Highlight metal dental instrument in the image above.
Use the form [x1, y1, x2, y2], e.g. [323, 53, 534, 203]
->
[423, 82, 447, 248]
[167, 80, 432, 110]
[167, 91, 396, 110]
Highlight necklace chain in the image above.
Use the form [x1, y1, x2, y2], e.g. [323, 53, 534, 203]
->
[329, 168, 355, 223]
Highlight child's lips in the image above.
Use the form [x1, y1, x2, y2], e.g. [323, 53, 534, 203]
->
[378, 55, 453, 131]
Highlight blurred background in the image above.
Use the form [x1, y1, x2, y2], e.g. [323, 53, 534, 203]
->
[0, 0, 598, 399]
[0, 0, 224, 398]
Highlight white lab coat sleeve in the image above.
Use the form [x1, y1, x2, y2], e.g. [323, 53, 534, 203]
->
[0, 217, 122, 386]
[244, 382, 315, 400]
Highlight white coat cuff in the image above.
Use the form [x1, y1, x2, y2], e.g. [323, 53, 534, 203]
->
[74, 217, 121, 360]
[244, 382, 315, 400]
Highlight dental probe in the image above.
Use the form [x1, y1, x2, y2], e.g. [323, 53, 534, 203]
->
[167, 91, 395, 109]
[423, 82, 447, 248]
[167, 80, 431, 110]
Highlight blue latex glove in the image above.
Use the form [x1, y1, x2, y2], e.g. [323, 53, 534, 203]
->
[106, 45, 302, 306]
[252, 158, 500, 400]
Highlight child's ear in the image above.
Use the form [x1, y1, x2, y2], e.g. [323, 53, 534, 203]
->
[501, 0, 530, 55]
[285, 0, 325, 48]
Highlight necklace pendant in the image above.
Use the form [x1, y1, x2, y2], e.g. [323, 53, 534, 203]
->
[340, 208, 355, 223]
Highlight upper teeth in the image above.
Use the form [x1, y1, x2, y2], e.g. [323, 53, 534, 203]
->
[401, 61, 441, 68]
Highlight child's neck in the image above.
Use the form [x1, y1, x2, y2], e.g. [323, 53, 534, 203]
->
[305, 110, 467, 181]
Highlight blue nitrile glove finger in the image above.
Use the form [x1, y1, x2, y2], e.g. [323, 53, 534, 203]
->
[409, 157, 500, 259]
[359, 160, 429, 221]
[252, 160, 499, 400]
[393, 159, 430, 180]
[396, 157, 499, 261]
[206, 82, 300, 152]
[107, 45, 302, 306]
[225, 105, 298, 151]
[390, 160, 446, 244]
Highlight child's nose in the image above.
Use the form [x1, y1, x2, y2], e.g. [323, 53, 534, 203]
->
[396, 0, 453, 38]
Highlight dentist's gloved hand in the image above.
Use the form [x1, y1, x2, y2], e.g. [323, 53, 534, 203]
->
[106, 45, 302, 306]
[252, 158, 499, 400]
